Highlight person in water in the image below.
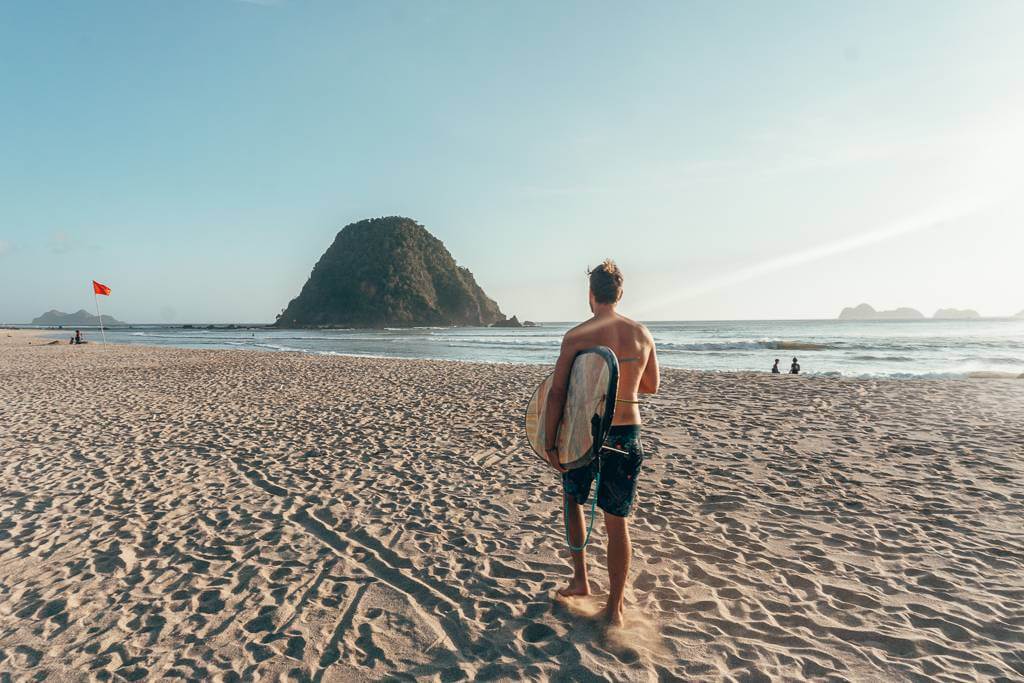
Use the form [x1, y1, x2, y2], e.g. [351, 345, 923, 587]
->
[772, 358, 780, 374]
[790, 357, 800, 374]
[543, 259, 660, 627]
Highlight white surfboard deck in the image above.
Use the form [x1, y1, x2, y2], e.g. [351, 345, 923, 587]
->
[524, 347, 619, 470]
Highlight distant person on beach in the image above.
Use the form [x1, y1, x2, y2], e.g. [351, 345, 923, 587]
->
[74, 330, 82, 345]
[544, 259, 660, 628]
[790, 357, 800, 374]
[772, 358, 780, 374]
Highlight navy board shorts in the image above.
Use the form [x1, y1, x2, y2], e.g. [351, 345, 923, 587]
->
[563, 425, 644, 518]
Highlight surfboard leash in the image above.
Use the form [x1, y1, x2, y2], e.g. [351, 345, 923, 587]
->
[560, 381, 627, 553]
[561, 439, 634, 551]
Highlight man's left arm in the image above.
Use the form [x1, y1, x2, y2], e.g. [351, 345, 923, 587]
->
[638, 328, 660, 394]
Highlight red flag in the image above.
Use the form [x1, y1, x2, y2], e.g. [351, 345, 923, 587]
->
[92, 280, 111, 296]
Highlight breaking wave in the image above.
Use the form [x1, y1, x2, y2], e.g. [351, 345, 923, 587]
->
[660, 339, 832, 352]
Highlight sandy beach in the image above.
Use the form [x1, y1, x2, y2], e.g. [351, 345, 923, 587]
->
[1, 329, 1022, 681]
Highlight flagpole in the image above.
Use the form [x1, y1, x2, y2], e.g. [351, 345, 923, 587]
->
[94, 291, 107, 344]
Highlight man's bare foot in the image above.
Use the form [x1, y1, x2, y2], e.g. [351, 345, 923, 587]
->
[603, 604, 625, 627]
[557, 576, 591, 597]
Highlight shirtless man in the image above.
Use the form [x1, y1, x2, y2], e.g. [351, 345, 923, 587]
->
[544, 259, 660, 627]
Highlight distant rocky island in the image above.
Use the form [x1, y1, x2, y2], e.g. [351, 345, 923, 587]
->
[838, 303, 924, 320]
[32, 309, 126, 326]
[492, 315, 537, 328]
[839, 303, 994, 320]
[933, 308, 980, 320]
[276, 217, 516, 328]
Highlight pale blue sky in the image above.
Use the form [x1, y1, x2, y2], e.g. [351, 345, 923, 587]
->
[2, 1, 1022, 323]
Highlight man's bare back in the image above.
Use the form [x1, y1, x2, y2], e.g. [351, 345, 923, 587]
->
[557, 313, 659, 426]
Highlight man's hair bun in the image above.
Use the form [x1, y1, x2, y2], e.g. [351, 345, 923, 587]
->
[588, 259, 624, 304]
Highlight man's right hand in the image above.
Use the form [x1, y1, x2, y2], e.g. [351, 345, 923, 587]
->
[546, 447, 567, 473]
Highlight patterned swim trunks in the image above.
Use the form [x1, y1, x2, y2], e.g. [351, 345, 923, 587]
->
[562, 425, 644, 518]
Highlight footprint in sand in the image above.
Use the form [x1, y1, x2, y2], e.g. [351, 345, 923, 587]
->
[196, 589, 226, 614]
[521, 622, 555, 643]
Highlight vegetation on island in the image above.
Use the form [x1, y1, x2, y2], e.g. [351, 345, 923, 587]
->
[276, 217, 510, 328]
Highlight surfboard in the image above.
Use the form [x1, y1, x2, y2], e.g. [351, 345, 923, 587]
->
[524, 346, 619, 470]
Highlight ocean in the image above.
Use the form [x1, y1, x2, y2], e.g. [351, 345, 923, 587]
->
[45, 319, 1024, 380]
